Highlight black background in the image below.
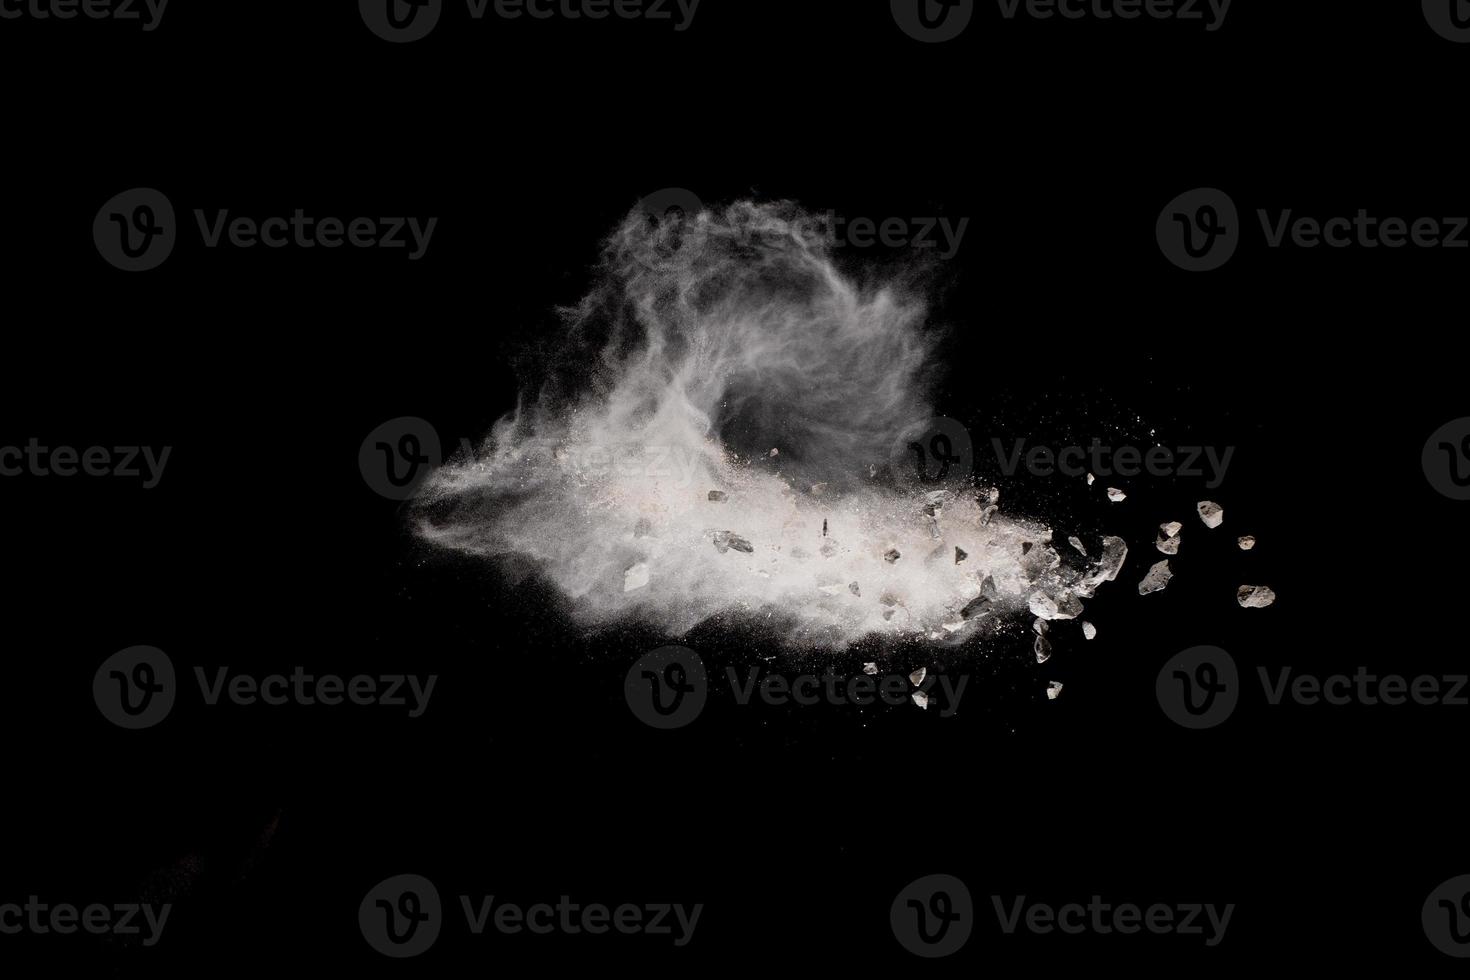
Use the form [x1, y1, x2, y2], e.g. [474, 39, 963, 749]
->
[1, 0, 1466, 973]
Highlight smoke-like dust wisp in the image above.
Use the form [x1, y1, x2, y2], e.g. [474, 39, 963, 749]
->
[412, 201, 1125, 648]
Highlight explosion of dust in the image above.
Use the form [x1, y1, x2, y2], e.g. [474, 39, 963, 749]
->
[412, 200, 1126, 648]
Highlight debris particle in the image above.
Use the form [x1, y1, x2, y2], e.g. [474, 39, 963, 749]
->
[1197, 500, 1224, 528]
[1155, 524, 1181, 555]
[623, 562, 649, 592]
[882, 609, 896, 621]
[1068, 535, 1088, 557]
[911, 692, 930, 710]
[862, 662, 879, 675]
[979, 574, 998, 600]
[1138, 559, 1174, 595]
[979, 504, 999, 526]
[883, 548, 902, 564]
[707, 490, 727, 502]
[1081, 620, 1097, 640]
[1160, 521, 1182, 538]
[633, 517, 653, 538]
[1034, 635, 1052, 664]
[960, 595, 991, 620]
[1076, 535, 1128, 596]
[954, 546, 968, 564]
[768, 448, 779, 457]
[1046, 681, 1064, 700]
[1107, 487, 1127, 503]
[1031, 590, 1084, 620]
[909, 667, 927, 686]
[1087, 472, 1096, 485]
[710, 531, 754, 554]
[822, 519, 828, 537]
[1022, 541, 1033, 556]
[1238, 535, 1256, 550]
[1033, 618, 1049, 635]
[848, 581, 861, 597]
[1237, 585, 1276, 608]
[922, 490, 952, 516]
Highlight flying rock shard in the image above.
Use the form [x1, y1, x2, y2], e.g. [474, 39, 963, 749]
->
[1237, 585, 1276, 608]
[623, 562, 650, 592]
[1156, 521, 1182, 555]
[710, 531, 754, 554]
[1138, 559, 1174, 595]
[1197, 500, 1224, 528]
